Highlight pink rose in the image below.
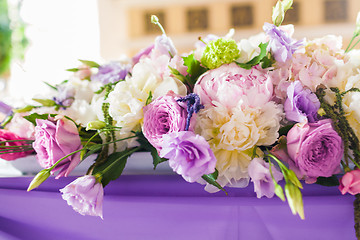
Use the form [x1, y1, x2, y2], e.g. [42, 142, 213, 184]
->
[142, 92, 187, 151]
[194, 63, 273, 108]
[0, 129, 33, 161]
[287, 119, 343, 182]
[339, 170, 360, 195]
[60, 175, 104, 218]
[32, 116, 82, 178]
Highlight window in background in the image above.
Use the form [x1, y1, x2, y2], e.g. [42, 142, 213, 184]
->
[231, 5, 254, 28]
[144, 11, 165, 35]
[324, 0, 348, 22]
[187, 8, 208, 31]
[283, 2, 300, 24]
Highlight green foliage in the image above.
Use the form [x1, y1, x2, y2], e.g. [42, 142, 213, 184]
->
[315, 175, 340, 187]
[236, 42, 270, 69]
[136, 132, 168, 170]
[202, 169, 228, 195]
[23, 113, 56, 125]
[183, 53, 208, 86]
[79, 59, 100, 68]
[0, 0, 12, 76]
[92, 148, 135, 187]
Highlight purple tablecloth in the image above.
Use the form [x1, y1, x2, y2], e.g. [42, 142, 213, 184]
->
[0, 175, 356, 240]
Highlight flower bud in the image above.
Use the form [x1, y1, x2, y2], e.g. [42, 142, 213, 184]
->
[274, 183, 286, 201]
[283, 0, 293, 11]
[86, 121, 106, 131]
[272, 1, 285, 27]
[32, 98, 56, 107]
[285, 183, 305, 220]
[14, 105, 34, 113]
[27, 169, 51, 191]
[286, 169, 303, 189]
[355, 12, 360, 36]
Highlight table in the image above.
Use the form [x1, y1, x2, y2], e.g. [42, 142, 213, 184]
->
[0, 175, 356, 240]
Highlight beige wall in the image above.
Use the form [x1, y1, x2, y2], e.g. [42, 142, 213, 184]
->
[97, 0, 360, 60]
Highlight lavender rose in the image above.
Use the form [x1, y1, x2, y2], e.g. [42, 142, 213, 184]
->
[32, 117, 82, 178]
[284, 81, 320, 123]
[60, 175, 104, 218]
[287, 119, 343, 181]
[248, 158, 283, 198]
[91, 61, 130, 85]
[142, 92, 187, 151]
[160, 131, 217, 183]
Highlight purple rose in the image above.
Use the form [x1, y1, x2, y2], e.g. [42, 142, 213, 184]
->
[263, 23, 303, 63]
[160, 131, 217, 183]
[60, 175, 104, 218]
[142, 92, 187, 151]
[287, 119, 343, 181]
[32, 117, 82, 178]
[91, 61, 130, 84]
[284, 81, 320, 123]
[248, 158, 283, 198]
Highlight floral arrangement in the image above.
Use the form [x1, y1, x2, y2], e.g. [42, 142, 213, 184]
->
[2, 0, 360, 238]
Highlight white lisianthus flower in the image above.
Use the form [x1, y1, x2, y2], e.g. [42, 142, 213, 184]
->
[108, 57, 187, 133]
[60, 99, 98, 127]
[237, 33, 267, 63]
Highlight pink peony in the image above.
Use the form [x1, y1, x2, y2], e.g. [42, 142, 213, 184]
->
[32, 116, 82, 178]
[193, 63, 273, 108]
[287, 119, 343, 182]
[60, 175, 104, 218]
[339, 170, 360, 195]
[142, 92, 187, 151]
[0, 129, 33, 161]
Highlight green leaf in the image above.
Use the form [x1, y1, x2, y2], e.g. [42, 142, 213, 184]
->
[81, 144, 103, 160]
[66, 68, 79, 72]
[145, 91, 153, 106]
[79, 59, 100, 68]
[168, 66, 188, 83]
[236, 42, 269, 69]
[32, 98, 56, 107]
[279, 124, 295, 136]
[23, 113, 56, 125]
[43, 81, 58, 90]
[182, 54, 207, 85]
[315, 175, 340, 187]
[136, 132, 168, 169]
[92, 149, 132, 187]
[202, 170, 228, 195]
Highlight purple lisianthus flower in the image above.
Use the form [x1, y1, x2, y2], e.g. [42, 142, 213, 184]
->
[160, 131, 217, 183]
[132, 44, 154, 65]
[53, 84, 76, 107]
[287, 119, 343, 183]
[91, 61, 130, 85]
[152, 34, 177, 59]
[60, 175, 104, 218]
[284, 81, 320, 123]
[248, 158, 283, 198]
[143, 92, 187, 151]
[263, 22, 303, 63]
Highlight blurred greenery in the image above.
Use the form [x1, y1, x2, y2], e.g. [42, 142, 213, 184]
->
[0, 0, 12, 76]
[0, 0, 28, 77]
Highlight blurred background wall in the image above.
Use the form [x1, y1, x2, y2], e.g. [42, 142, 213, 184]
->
[1, 0, 359, 103]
